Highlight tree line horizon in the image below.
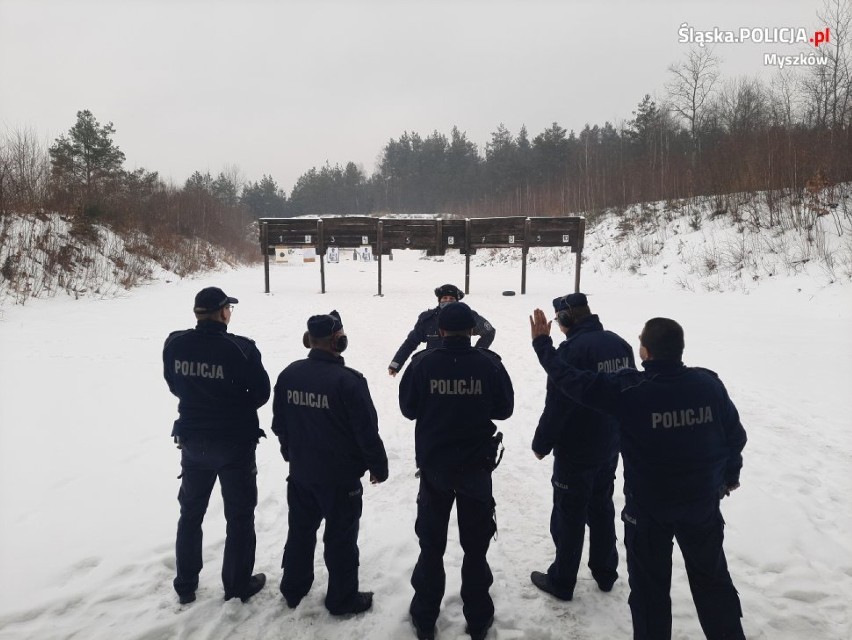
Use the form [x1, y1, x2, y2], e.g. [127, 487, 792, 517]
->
[1, 2, 850, 259]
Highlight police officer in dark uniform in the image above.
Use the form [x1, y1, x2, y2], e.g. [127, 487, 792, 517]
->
[163, 286, 270, 605]
[388, 284, 495, 377]
[271, 310, 388, 616]
[530, 292, 635, 601]
[400, 302, 514, 640]
[530, 310, 747, 640]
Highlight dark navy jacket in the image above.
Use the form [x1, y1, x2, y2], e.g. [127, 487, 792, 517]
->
[399, 336, 514, 472]
[389, 306, 495, 373]
[163, 320, 271, 442]
[532, 315, 635, 466]
[272, 349, 388, 485]
[533, 335, 747, 511]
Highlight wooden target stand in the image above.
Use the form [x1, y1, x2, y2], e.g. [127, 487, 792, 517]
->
[259, 215, 585, 295]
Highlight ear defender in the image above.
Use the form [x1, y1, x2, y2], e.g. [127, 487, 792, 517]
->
[332, 333, 348, 353]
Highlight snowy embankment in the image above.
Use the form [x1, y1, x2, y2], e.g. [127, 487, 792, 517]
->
[0, 194, 851, 640]
[0, 213, 239, 310]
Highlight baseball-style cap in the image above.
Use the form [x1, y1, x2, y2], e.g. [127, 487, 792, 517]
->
[553, 292, 588, 311]
[193, 287, 238, 313]
[438, 302, 476, 331]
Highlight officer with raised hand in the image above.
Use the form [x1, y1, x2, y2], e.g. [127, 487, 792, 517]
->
[163, 286, 270, 606]
[400, 302, 514, 640]
[530, 292, 635, 602]
[530, 310, 747, 640]
[388, 283, 495, 377]
[272, 310, 388, 617]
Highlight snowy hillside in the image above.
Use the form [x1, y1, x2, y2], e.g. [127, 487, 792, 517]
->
[0, 214, 242, 309]
[448, 184, 852, 295]
[0, 195, 850, 640]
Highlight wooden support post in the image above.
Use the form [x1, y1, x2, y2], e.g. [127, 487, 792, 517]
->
[261, 221, 270, 294]
[318, 219, 326, 294]
[464, 218, 471, 294]
[521, 218, 530, 295]
[377, 220, 384, 296]
[574, 250, 582, 293]
[574, 218, 585, 293]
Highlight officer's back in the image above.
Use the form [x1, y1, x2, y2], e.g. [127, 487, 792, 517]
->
[532, 313, 746, 512]
[164, 289, 269, 441]
[272, 313, 387, 486]
[612, 361, 742, 510]
[400, 303, 513, 472]
[540, 310, 635, 465]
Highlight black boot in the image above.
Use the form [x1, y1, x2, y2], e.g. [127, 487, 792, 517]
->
[225, 573, 266, 603]
[327, 591, 373, 615]
[530, 571, 573, 601]
[411, 614, 435, 640]
[465, 615, 494, 640]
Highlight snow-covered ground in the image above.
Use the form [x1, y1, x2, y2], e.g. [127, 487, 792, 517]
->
[0, 245, 850, 639]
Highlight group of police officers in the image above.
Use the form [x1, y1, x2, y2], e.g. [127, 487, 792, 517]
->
[163, 283, 747, 640]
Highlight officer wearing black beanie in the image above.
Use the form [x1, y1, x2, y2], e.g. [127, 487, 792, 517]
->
[272, 310, 388, 617]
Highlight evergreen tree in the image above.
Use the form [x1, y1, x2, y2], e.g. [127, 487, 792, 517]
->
[445, 126, 482, 209]
[212, 172, 239, 206]
[343, 161, 367, 213]
[185, 171, 213, 194]
[241, 174, 288, 218]
[485, 123, 518, 196]
[626, 95, 660, 151]
[532, 122, 570, 181]
[49, 109, 126, 214]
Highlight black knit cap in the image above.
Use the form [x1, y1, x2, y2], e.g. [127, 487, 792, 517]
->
[438, 302, 476, 331]
[194, 287, 238, 313]
[307, 310, 343, 338]
[553, 292, 588, 311]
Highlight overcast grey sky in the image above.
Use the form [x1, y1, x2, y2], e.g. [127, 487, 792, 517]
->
[0, 0, 829, 191]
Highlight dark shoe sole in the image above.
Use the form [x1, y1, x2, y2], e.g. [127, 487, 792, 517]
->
[178, 592, 196, 604]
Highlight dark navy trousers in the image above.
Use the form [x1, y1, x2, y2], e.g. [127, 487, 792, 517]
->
[410, 468, 496, 633]
[622, 497, 745, 640]
[547, 454, 619, 595]
[173, 438, 258, 599]
[280, 477, 363, 612]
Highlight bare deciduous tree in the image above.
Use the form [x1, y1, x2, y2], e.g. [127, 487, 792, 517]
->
[0, 127, 50, 213]
[819, 0, 852, 129]
[667, 47, 720, 161]
[768, 70, 801, 128]
[803, 0, 852, 129]
[716, 77, 769, 134]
